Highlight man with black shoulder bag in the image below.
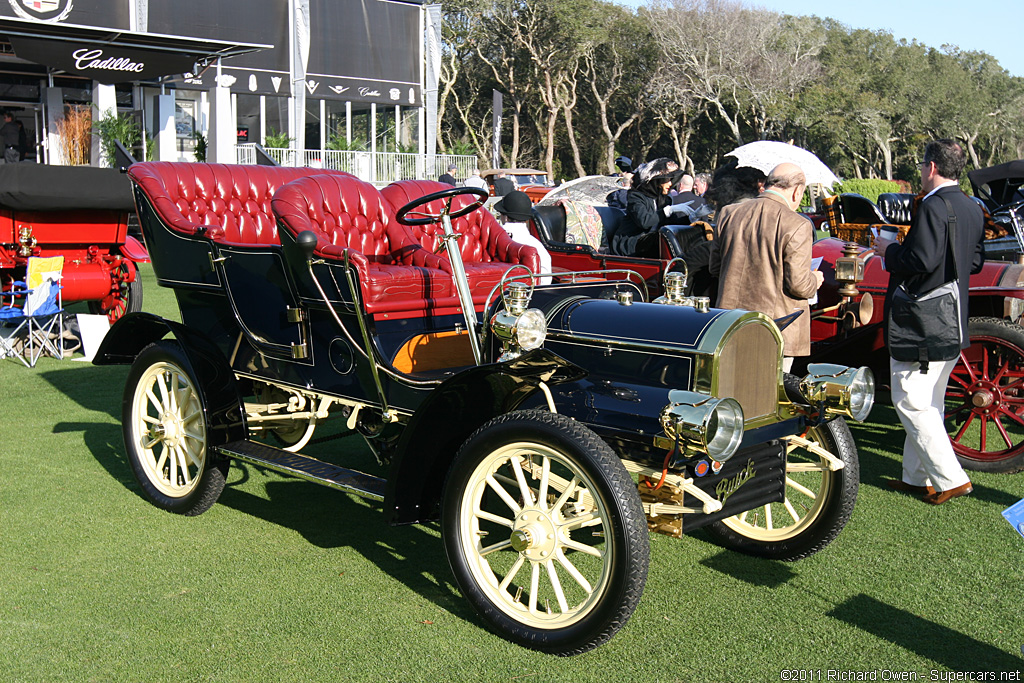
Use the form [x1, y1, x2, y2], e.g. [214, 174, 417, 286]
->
[874, 139, 985, 505]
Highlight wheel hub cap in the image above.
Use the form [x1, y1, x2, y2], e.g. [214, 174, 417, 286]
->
[157, 412, 184, 447]
[511, 510, 557, 560]
[969, 381, 1000, 414]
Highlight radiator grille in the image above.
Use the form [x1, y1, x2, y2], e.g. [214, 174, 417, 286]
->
[715, 321, 779, 420]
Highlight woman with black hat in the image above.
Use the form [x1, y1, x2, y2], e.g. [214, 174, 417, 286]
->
[494, 190, 551, 284]
[609, 158, 688, 257]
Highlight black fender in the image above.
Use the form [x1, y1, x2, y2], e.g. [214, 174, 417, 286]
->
[383, 348, 586, 525]
[94, 312, 248, 446]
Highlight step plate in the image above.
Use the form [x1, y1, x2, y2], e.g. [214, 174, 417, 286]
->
[215, 440, 386, 501]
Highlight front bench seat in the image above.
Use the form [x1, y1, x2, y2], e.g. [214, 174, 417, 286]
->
[272, 174, 455, 313]
[380, 180, 540, 301]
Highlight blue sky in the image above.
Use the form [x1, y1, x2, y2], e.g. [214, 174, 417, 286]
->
[615, 0, 1022, 78]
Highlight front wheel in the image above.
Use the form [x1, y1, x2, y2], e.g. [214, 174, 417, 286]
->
[945, 317, 1024, 473]
[705, 418, 859, 561]
[442, 410, 649, 655]
[122, 341, 227, 515]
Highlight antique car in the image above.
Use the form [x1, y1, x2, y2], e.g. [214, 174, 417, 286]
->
[0, 164, 148, 322]
[94, 162, 873, 655]
[481, 168, 555, 203]
[526, 190, 1024, 474]
[966, 160, 1024, 262]
[813, 191, 1024, 473]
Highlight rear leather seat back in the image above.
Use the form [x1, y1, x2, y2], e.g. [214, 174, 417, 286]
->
[128, 162, 351, 246]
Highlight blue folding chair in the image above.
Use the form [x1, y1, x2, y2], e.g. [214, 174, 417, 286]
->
[0, 256, 64, 367]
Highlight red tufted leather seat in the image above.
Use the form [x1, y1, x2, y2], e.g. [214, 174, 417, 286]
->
[380, 180, 540, 301]
[272, 174, 456, 313]
[127, 162, 355, 246]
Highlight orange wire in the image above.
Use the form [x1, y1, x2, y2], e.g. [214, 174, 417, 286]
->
[644, 449, 673, 490]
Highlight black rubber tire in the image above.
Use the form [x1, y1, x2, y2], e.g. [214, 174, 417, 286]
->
[88, 265, 143, 323]
[122, 341, 227, 515]
[442, 410, 649, 655]
[705, 417, 859, 561]
[946, 317, 1024, 473]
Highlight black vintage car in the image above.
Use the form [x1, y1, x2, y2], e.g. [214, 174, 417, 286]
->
[95, 163, 874, 655]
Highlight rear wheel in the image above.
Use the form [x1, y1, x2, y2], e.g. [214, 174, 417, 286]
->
[89, 262, 143, 323]
[122, 341, 226, 515]
[442, 410, 648, 655]
[705, 418, 859, 561]
[945, 317, 1024, 473]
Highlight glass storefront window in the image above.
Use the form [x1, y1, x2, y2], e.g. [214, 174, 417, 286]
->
[305, 97, 321, 150]
[235, 94, 259, 145]
[350, 104, 371, 151]
[264, 96, 288, 146]
[174, 90, 202, 160]
[399, 106, 419, 153]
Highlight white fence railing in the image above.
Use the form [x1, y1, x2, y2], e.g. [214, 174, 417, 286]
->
[235, 144, 479, 186]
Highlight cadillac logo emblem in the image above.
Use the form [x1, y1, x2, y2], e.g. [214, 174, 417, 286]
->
[9, 0, 73, 21]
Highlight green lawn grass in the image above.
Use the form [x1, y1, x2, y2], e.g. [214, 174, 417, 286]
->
[1, 263, 1022, 682]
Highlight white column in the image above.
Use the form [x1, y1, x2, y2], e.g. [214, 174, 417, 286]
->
[208, 61, 235, 163]
[319, 98, 326, 155]
[370, 102, 376, 183]
[92, 82, 117, 167]
[154, 94, 176, 161]
[44, 87, 64, 165]
[259, 95, 266, 145]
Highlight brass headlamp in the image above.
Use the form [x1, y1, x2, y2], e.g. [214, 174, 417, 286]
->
[799, 363, 875, 422]
[660, 390, 744, 464]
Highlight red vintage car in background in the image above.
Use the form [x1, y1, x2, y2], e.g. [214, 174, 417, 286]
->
[0, 164, 148, 322]
[526, 178, 1024, 473]
[481, 168, 555, 203]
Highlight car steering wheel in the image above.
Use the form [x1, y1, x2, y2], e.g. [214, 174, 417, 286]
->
[395, 186, 489, 226]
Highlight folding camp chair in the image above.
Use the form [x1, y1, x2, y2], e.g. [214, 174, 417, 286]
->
[0, 256, 64, 367]
[0, 281, 31, 366]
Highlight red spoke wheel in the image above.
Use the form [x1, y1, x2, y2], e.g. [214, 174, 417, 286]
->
[945, 317, 1024, 473]
[88, 261, 143, 323]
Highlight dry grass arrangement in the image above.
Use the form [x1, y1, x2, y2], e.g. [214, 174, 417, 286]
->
[55, 105, 91, 165]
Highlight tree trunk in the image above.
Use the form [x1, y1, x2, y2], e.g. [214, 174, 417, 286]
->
[562, 105, 585, 178]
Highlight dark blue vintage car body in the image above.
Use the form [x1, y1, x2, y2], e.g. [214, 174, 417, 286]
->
[96, 163, 872, 655]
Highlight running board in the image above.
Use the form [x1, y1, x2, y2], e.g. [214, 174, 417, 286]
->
[214, 440, 386, 502]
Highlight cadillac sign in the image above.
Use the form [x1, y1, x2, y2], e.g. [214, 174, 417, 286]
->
[8, 0, 73, 22]
[9, 36, 198, 83]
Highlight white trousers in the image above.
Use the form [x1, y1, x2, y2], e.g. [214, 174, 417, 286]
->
[890, 357, 970, 491]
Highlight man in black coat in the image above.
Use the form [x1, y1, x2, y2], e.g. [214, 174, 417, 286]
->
[874, 139, 985, 505]
[492, 172, 515, 197]
[438, 164, 458, 186]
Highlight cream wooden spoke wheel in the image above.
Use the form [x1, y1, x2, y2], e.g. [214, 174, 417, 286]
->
[442, 410, 648, 656]
[707, 418, 859, 561]
[122, 342, 227, 516]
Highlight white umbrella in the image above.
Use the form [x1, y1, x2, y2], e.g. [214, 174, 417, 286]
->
[725, 141, 839, 187]
[536, 175, 626, 207]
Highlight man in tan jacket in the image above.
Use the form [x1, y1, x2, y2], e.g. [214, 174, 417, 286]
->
[709, 162, 823, 371]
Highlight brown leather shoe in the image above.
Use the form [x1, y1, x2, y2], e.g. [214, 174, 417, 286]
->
[885, 479, 936, 496]
[923, 482, 973, 505]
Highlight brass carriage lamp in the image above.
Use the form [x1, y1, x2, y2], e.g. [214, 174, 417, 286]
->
[490, 281, 547, 361]
[17, 225, 37, 257]
[834, 241, 866, 298]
